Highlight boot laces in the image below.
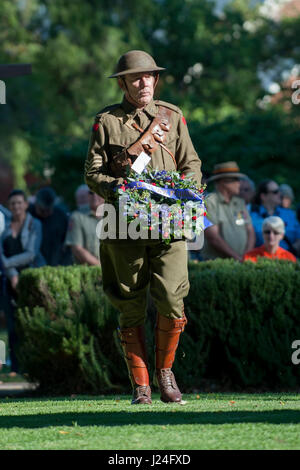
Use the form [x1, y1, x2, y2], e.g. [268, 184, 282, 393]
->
[136, 385, 150, 396]
[160, 369, 175, 388]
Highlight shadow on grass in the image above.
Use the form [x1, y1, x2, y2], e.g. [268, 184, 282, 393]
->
[1, 392, 300, 403]
[0, 408, 300, 429]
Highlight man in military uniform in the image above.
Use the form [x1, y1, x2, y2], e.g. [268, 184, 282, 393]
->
[84, 50, 202, 405]
[65, 191, 104, 265]
[201, 161, 255, 261]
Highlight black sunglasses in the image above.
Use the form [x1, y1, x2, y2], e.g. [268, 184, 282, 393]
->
[263, 229, 281, 235]
[224, 178, 240, 183]
[266, 189, 279, 195]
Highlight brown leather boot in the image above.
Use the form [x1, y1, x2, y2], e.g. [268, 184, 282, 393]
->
[155, 313, 187, 403]
[119, 326, 152, 405]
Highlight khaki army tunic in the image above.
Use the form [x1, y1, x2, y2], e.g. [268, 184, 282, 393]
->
[64, 210, 100, 262]
[85, 97, 202, 202]
[201, 191, 252, 260]
[84, 96, 202, 327]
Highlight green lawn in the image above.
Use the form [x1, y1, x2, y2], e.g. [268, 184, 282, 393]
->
[0, 393, 300, 450]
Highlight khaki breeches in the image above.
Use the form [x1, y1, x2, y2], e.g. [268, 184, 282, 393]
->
[100, 240, 190, 328]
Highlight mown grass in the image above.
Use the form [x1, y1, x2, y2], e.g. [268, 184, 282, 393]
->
[0, 393, 300, 450]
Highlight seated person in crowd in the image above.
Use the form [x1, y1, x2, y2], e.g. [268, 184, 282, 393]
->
[0, 206, 9, 355]
[0, 189, 45, 373]
[239, 177, 256, 212]
[250, 179, 300, 256]
[64, 190, 104, 265]
[1, 190, 45, 288]
[0, 210, 6, 328]
[28, 187, 70, 266]
[201, 161, 255, 262]
[244, 216, 296, 263]
[75, 184, 90, 213]
[279, 184, 295, 210]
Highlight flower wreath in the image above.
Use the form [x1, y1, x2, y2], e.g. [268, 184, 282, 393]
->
[113, 168, 210, 244]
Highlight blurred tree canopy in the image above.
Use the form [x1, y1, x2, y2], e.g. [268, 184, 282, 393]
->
[0, 0, 300, 206]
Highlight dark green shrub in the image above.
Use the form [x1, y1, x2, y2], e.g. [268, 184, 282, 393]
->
[16, 266, 127, 394]
[182, 259, 300, 390]
[16, 259, 300, 394]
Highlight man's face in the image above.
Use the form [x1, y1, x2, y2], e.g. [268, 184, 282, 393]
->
[239, 180, 255, 204]
[261, 181, 281, 208]
[119, 72, 156, 108]
[218, 177, 241, 198]
[88, 191, 104, 213]
[35, 204, 53, 219]
[76, 189, 89, 207]
[8, 195, 28, 218]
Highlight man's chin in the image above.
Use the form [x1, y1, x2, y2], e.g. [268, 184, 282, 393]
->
[126, 93, 153, 108]
[138, 97, 151, 106]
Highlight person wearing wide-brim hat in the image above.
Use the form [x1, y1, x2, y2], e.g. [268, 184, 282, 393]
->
[202, 161, 255, 261]
[206, 161, 247, 182]
[84, 50, 202, 406]
[108, 50, 166, 78]
[108, 50, 166, 109]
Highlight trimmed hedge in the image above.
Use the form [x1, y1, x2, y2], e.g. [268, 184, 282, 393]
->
[183, 259, 300, 390]
[16, 265, 127, 394]
[15, 259, 300, 394]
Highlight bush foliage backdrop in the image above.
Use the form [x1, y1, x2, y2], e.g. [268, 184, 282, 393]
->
[1, 0, 300, 204]
[16, 260, 300, 394]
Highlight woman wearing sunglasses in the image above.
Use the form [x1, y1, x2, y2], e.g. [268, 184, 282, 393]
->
[243, 216, 296, 262]
[250, 179, 300, 256]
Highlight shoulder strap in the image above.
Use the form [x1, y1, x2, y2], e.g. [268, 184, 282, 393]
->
[154, 100, 181, 115]
[95, 103, 122, 123]
[96, 103, 121, 116]
[127, 106, 177, 168]
[156, 105, 173, 130]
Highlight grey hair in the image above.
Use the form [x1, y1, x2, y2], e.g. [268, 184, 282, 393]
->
[279, 184, 294, 201]
[262, 216, 285, 234]
[75, 184, 89, 196]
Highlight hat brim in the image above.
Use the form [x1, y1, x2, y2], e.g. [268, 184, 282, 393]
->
[207, 172, 247, 182]
[109, 66, 166, 78]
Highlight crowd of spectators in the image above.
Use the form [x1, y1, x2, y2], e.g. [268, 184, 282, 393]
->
[0, 163, 299, 374]
[190, 161, 300, 264]
[0, 185, 103, 374]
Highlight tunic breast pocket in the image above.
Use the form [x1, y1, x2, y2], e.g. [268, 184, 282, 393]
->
[109, 134, 138, 158]
[109, 139, 126, 159]
[108, 134, 137, 177]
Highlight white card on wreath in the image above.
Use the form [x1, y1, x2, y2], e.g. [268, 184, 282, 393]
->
[131, 151, 151, 174]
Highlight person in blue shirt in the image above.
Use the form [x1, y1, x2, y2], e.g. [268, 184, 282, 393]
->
[250, 179, 300, 256]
